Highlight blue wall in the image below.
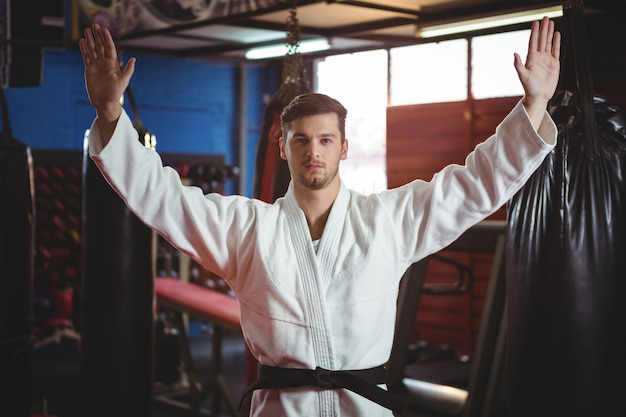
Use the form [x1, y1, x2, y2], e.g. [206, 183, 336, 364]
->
[2, 46, 280, 197]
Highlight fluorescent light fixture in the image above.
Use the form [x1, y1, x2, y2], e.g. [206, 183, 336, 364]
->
[245, 38, 330, 60]
[417, 5, 563, 38]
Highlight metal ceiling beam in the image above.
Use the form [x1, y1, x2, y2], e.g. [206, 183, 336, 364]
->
[116, 0, 324, 41]
[326, 0, 419, 16]
[307, 17, 418, 37]
[110, 0, 623, 60]
[414, 0, 564, 25]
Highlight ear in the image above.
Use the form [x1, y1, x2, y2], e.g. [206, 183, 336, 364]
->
[340, 139, 349, 161]
[279, 136, 287, 160]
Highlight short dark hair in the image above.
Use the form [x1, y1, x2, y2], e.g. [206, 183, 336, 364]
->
[281, 93, 347, 141]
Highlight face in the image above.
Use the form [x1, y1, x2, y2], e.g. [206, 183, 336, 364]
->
[279, 113, 348, 191]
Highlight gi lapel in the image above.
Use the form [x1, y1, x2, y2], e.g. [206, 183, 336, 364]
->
[316, 183, 350, 289]
[284, 184, 335, 368]
[284, 184, 338, 415]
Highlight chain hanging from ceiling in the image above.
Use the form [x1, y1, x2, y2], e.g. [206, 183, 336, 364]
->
[251, 0, 312, 203]
[276, 2, 311, 102]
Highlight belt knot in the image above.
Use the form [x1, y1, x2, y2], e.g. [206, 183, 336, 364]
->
[314, 366, 335, 389]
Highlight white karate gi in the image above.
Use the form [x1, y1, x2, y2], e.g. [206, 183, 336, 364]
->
[88, 100, 557, 417]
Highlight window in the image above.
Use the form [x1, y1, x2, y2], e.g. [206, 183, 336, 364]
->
[389, 39, 468, 105]
[471, 30, 530, 99]
[312, 30, 532, 193]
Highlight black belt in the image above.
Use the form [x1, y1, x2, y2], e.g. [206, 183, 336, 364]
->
[239, 364, 407, 414]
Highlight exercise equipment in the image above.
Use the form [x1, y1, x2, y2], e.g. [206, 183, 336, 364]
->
[31, 150, 82, 337]
[506, 2, 626, 416]
[0, 81, 34, 417]
[147, 154, 241, 415]
[79, 86, 156, 417]
[153, 277, 242, 417]
[387, 220, 507, 417]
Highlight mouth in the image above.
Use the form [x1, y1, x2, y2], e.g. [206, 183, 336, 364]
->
[305, 161, 324, 169]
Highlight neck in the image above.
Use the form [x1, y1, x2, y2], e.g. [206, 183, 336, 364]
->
[293, 180, 341, 241]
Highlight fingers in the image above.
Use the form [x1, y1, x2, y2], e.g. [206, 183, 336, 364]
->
[101, 26, 118, 60]
[79, 27, 94, 66]
[526, 16, 561, 67]
[527, 19, 539, 54]
[78, 38, 89, 66]
[80, 26, 97, 66]
[93, 24, 109, 58]
[79, 24, 114, 66]
[121, 57, 137, 81]
[535, 16, 559, 55]
[513, 52, 523, 74]
[552, 30, 561, 60]
[537, 17, 550, 52]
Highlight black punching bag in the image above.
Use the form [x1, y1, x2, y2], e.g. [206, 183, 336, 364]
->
[0, 86, 34, 417]
[506, 2, 626, 416]
[80, 91, 155, 417]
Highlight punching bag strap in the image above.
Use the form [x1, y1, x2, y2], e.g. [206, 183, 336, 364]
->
[0, 3, 14, 144]
[562, 0, 599, 153]
[563, 0, 595, 112]
[124, 85, 155, 149]
[0, 84, 14, 143]
[125, 86, 145, 132]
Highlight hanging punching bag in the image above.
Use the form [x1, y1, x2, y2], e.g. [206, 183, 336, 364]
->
[252, 6, 311, 202]
[80, 87, 155, 417]
[0, 86, 34, 417]
[506, 2, 626, 416]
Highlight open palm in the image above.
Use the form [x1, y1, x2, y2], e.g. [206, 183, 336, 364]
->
[79, 24, 135, 116]
[514, 17, 561, 104]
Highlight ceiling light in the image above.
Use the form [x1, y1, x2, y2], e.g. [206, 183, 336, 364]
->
[416, 5, 563, 38]
[245, 38, 331, 60]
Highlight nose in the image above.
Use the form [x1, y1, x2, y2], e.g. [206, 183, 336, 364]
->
[306, 140, 320, 158]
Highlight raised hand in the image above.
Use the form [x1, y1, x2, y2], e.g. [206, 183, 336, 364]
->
[514, 16, 561, 127]
[79, 24, 136, 124]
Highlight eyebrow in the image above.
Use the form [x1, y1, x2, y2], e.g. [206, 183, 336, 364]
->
[291, 131, 338, 139]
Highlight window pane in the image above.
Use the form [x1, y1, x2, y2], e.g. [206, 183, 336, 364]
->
[471, 30, 529, 99]
[315, 50, 388, 194]
[389, 39, 468, 105]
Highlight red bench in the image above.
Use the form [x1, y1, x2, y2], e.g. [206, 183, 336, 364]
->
[155, 277, 241, 332]
[154, 277, 242, 416]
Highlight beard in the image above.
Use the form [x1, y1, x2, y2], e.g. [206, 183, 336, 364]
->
[292, 161, 339, 190]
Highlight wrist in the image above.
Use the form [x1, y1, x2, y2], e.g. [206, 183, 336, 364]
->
[522, 96, 549, 130]
[95, 102, 123, 124]
[94, 104, 123, 147]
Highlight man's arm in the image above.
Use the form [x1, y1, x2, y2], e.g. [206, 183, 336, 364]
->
[79, 24, 136, 146]
[514, 16, 561, 130]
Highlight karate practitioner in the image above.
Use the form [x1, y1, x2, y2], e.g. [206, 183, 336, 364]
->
[79, 16, 561, 417]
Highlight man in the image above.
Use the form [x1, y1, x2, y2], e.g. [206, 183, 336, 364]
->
[79, 17, 560, 417]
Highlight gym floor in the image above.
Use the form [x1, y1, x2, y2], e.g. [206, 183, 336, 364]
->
[29, 320, 247, 417]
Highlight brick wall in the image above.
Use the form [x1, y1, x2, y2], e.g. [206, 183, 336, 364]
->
[2, 48, 280, 197]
